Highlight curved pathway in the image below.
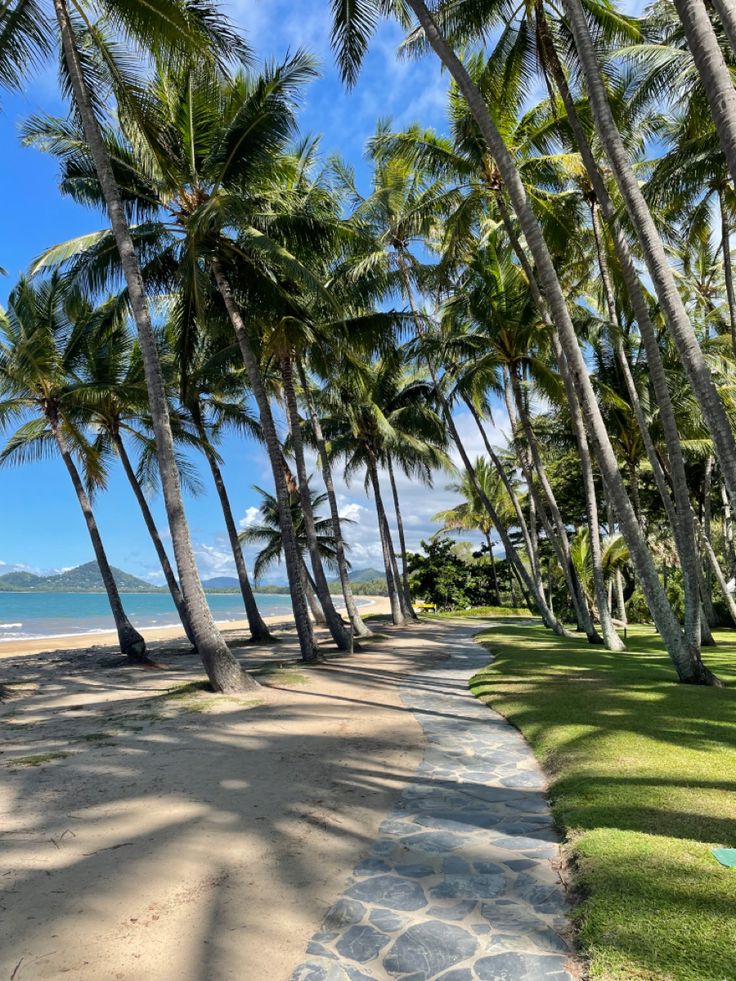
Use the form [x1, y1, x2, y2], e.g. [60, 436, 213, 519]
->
[290, 624, 575, 981]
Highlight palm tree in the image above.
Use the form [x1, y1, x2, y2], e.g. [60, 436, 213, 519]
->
[174, 331, 274, 644]
[0, 277, 148, 663]
[328, 0, 719, 684]
[65, 297, 199, 646]
[1, 0, 253, 692]
[27, 58, 328, 662]
[321, 355, 448, 625]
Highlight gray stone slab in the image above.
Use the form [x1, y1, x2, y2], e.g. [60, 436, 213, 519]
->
[382, 920, 478, 977]
[335, 925, 390, 963]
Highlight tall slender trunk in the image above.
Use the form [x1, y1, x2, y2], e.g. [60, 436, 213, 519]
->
[485, 531, 500, 603]
[418, 338, 564, 630]
[462, 395, 540, 590]
[50, 416, 147, 663]
[440, 400, 568, 634]
[194, 423, 273, 643]
[605, 499, 628, 626]
[696, 513, 736, 625]
[114, 431, 196, 647]
[506, 367, 599, 640]
[386, 455, 417, 618]
[673, 0, 736, 190]
[538, 6, 704, 652]
[51, 0, 248, 693]
[562, 0, 736, 524]
[210, 259, 316, 661]
[720, 190, 736, 359]
[296, 358, 372, 638]
[712, 0, 736, 56]
[366, 453, 406, 625]
[589, 201, 702, 650]
[550, 336, 624, 650]
[280, 355, 352, 651]
[302, 560, 326, 625]
[406, 0, 718, 683]
[703, 456, 715, 624]
[723, 483, 736, 576]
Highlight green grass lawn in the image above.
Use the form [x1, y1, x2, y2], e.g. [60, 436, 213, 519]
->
[470, 622, 736, 981]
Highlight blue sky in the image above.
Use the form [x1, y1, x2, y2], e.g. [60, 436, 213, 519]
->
[0, 0, 496, 583]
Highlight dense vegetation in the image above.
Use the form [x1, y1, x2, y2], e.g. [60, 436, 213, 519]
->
[0, 0, 736, 696]
[472, 622, 736, 980]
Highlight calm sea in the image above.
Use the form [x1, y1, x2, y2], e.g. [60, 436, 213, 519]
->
[0, 591, 346, 642]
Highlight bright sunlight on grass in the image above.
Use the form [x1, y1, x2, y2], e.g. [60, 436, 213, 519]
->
[470, 621, 736, 981]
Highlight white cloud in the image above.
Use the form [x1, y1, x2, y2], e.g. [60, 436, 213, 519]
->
[239, 506, 260, 530]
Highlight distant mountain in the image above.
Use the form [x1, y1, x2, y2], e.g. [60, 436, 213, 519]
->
[202, 576, 241, 590]
[346, 568, 386, 583]
[0, 561, 162, 593]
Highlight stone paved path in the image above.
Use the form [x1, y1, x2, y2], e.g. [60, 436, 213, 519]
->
[290, 625, 575, 981]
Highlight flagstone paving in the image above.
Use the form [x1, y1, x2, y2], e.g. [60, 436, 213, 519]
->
[290, 625, 576, 981]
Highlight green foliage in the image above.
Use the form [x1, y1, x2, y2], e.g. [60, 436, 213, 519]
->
[408, 535, 500, 610]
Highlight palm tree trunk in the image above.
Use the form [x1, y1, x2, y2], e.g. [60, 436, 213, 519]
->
[53, 1, 244, 688]
[720, 190, 736, 359]
[439, 400, 568, 634]
[302, 560, 326, 625]
[605, 500, 628, 626]
[280, 354, 353, 651]
[485, 531, 500, 603]
[113, 431, 196, 648]
[672, 0, 736, 190]
[195, 424, 273, 644]
[723, 483, 736, 577]
[366, 453, 406, 625]
[589, 201, 702, 651]
[561, 0, 736, 523]
[697, 514, 736, 626]
[537, 6, 704, 651]
[507, 367, 600, 641]
[461, 395, 540, 588]
[386, 455, 417, 618]
[50, 417, 147, 663]
[296, 357, 372, 637]
[406, 0, 718, 684]
[551, 336, 624, 650]
[210, 259, 317, 661]
[703, 456, 715, 624]
[51, 0, 249, 693]
[418, 335, 564, 630]
[712, 0, 736, 56]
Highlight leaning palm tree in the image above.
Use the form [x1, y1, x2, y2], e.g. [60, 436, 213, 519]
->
[1, 0, 253, 691]
[65, 296, 199, 646]
[27, 56, 332, 663]
[172, 327, 273, 644]
[328, 0, 719, 685]
[0, 277, 148, 663]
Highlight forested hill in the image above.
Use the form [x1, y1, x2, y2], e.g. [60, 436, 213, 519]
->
[0, 562, 163, 593]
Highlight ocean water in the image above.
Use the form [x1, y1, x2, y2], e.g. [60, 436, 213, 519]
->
[0, 591, 348, 642]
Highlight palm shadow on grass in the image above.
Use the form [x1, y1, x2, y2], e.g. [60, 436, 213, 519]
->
[471, 620, 736, 981]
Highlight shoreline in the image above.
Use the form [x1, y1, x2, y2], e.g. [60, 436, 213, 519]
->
[0, 596, 387, 659]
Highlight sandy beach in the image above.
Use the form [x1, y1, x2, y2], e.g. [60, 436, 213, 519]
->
[0, 595, 390, 659]
[0, 613, 444, 980]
